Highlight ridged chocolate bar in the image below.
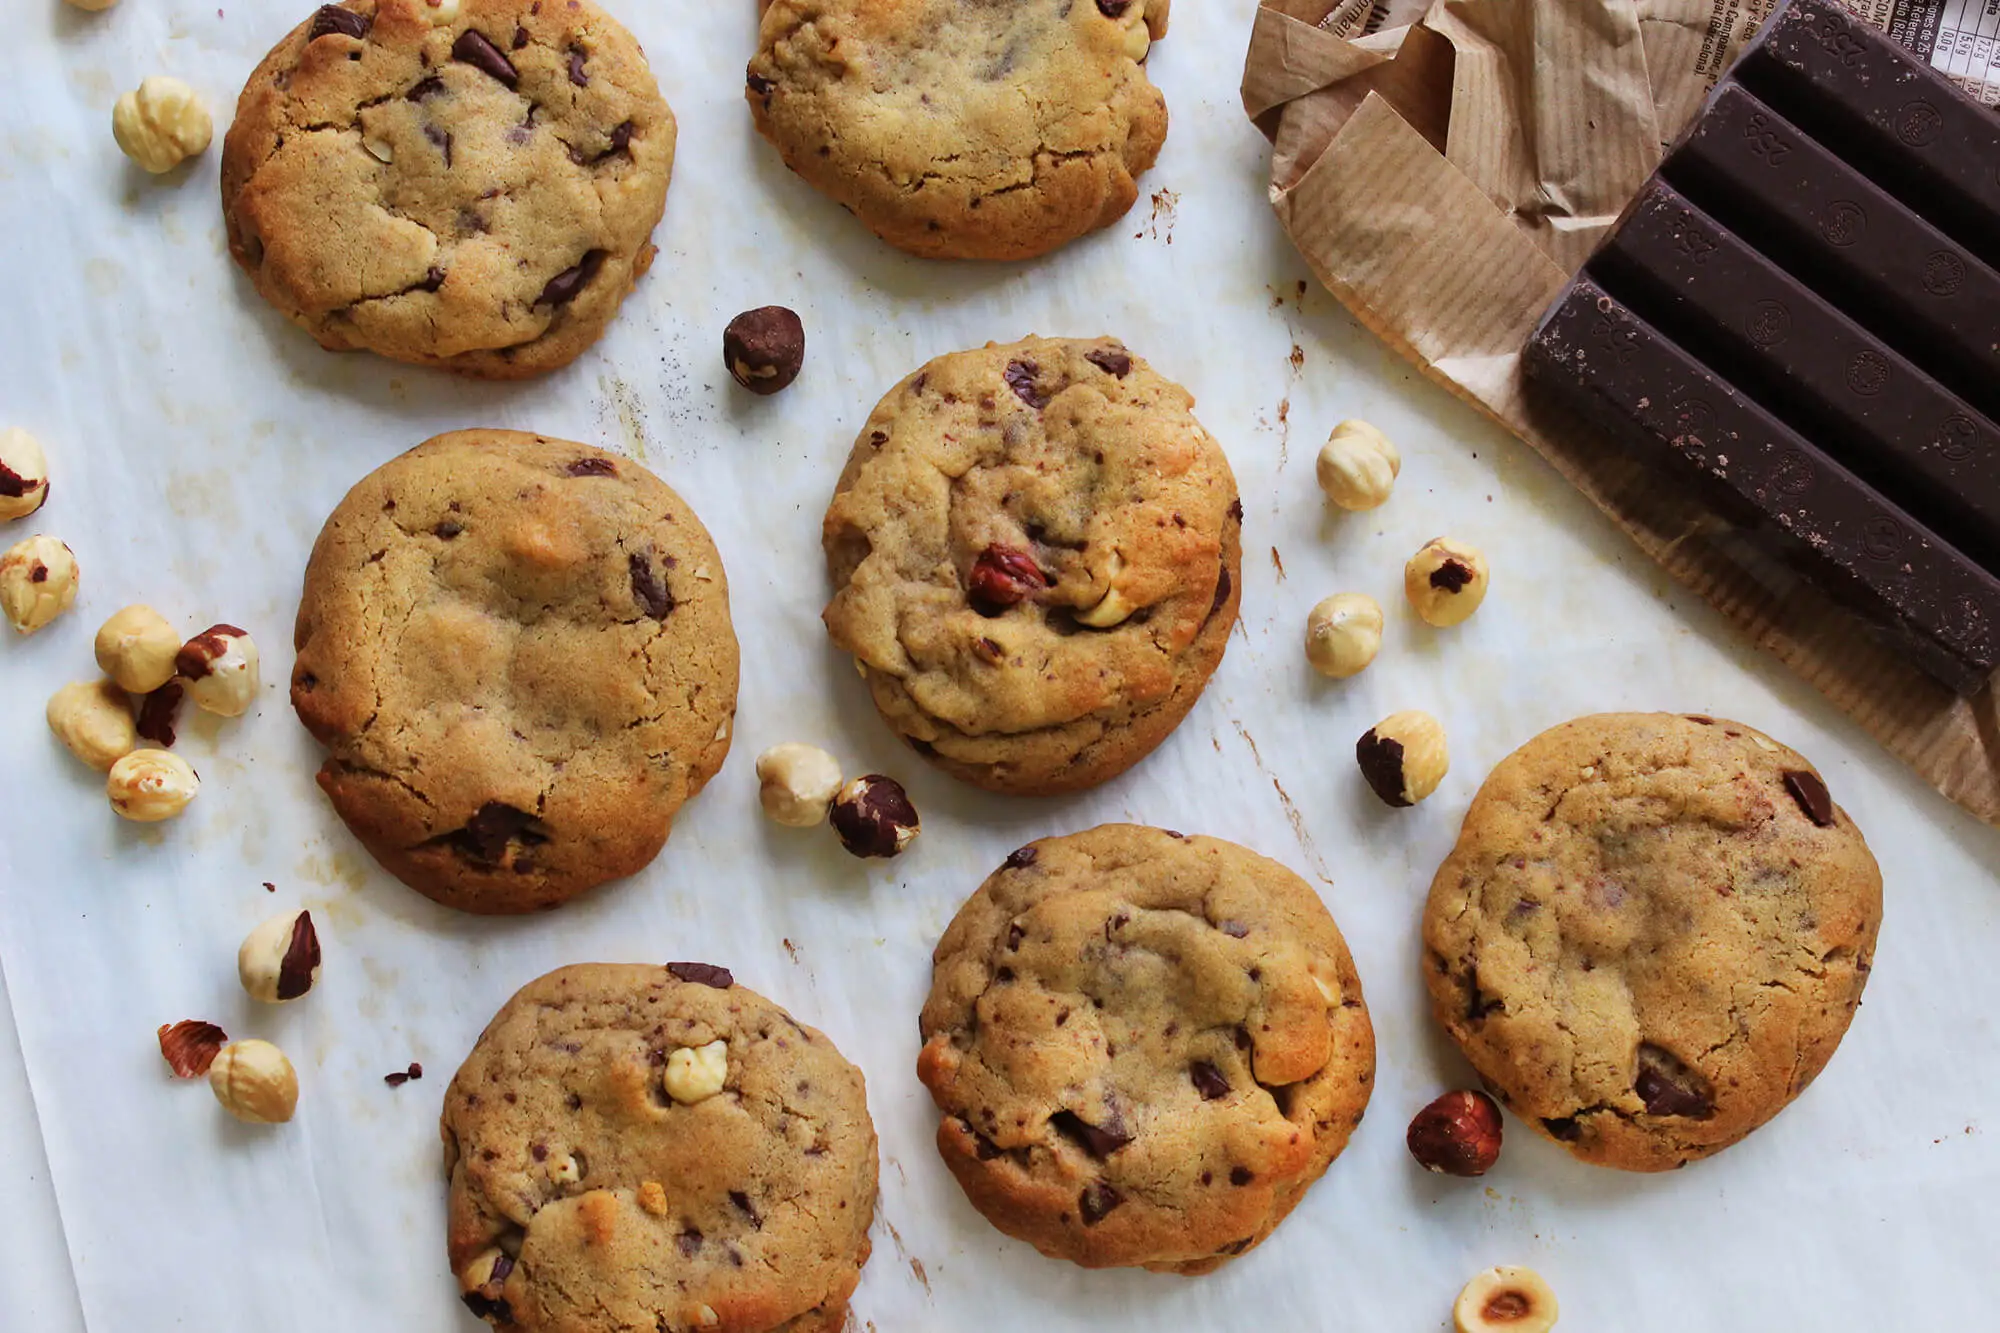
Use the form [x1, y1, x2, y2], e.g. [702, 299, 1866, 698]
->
[1528, 281, 2000, 692]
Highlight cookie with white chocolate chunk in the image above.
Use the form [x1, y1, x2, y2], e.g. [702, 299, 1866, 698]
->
[822, 337, 1240, 796]
[442, 963, 877, 1333]
[918, 825, 1375, 1273]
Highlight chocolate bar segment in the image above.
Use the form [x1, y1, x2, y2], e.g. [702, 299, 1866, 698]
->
[1736, 0, 2000, 267]
[1527, 281, 2000, 691]
[1592, 179, 2000, 570]
[1662, 83, 2000, 421]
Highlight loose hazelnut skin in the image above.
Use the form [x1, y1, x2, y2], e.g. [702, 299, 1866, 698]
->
[1316, 419, 1400, 510]
[1453, 1266, 1559, 1333]
[829, 774, 920, 858]
[0, 427, 50, 521]
[0, 535, 79, 634]
[95, 604, 182, 693]
[238, 909, 322, 1003]
[1405, 537, 1490, 627]
[1304, 592, 1383, 678]
[112, 76, 213, 174]
[47, 679, 139, 771]
[755, 743, 843, 827]
[1407, 1089, 1504, 1176]
[209, 1039, 299, 1124]
[723, 306, 806, 395]
[1356, 709, 1449, 807]
[176, 623, 260, 717]
[107, 748, 199, 821]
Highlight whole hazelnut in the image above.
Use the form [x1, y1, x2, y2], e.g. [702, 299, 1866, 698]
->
[1073, 550, 1136, 628]
[1407, 1089, 1503, 1176]
[1304, 592, 1383, 679]
[46, 679, 139, 771]
[1405, 537, 1490, 627]
[95, 605, 183, 693]
[107, 748, 199, 821]
[755, 742, 843, 828]
[967, 543, 1051, 615]
[0, 535, 79, 634]
[112, 76, 213, 174]
[723, 306, 806, 395]
[208, 1038, 300, 1124]
[176, 623, 260, 717]
[238, 909, 322, 1003]
[0, 427, 50, 521]
[66, 0, 122, 10]
[1453, 1266, 1559, 1333]
[663, 1039, 730, 1105]
[1316, 419, 1400, 510]
[1356, 709, 1448, 807]
[828, 774, 920, 858]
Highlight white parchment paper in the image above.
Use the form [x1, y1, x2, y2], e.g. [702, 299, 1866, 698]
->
[3, 1, 1998, 1329]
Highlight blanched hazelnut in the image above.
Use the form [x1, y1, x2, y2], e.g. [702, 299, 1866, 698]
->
[95, 605, 182, 693]
[47, 679, 139, 771]
[1407, 1089, 1504, 1176]
[1405, 537, 1490, 627]
[829, 775, 919, 858]
[1304, 592, 1383, 679]
[66, 0, 122, 10]
[1, 535, 79, 634]
[1356, 710, 1448, 807]
[663, 1039, 729, 1105]
[238, 909, 322, 1003]
[1316, 419, 1400, 510]
[756, 743, 842, 827]
[1074, 550, 1134, 628]
[107, 748, 199, 821]
[177, 623, 260, 717]
[112, 76, 212, 174]
[208, 1039, 299, 1124]
[0, 427, 50, 521]
[1453, 1266, 1559, 1333]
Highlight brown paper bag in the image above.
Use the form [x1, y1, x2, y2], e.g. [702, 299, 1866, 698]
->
[1243, 0, 2000, 824]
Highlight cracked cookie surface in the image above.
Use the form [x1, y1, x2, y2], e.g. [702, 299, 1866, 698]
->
[747, 0, 1169, 260]
[918, 825, 1374, 1273]
[821, 336, 1239, 796]
[222, 0, 673, 378]
[292, 430, 737, 914]
[1422, 712, 1882, 1172]
[443, 964, 877, 1332]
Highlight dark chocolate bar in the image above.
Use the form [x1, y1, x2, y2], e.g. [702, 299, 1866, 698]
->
[1662, 83, 2000, 421]
[1736, 0, 2000, 267]
[1592, 178, 2000, 569]
[1528, 281, 2000, 692]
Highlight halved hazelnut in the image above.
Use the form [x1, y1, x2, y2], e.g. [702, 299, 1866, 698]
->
[1453, 1266, 1559, 1333]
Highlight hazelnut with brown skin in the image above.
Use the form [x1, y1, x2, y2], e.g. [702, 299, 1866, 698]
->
[723, 306, 806, 395]
[1407, 1089, 1503, 1176]
[1356, 710, 1449, 807]
[238, 909, 322, 1003]
[829, 774, 919, 858]
[967, 543, 1050, 615]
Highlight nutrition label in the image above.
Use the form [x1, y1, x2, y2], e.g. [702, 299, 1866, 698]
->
[1891, 0, 2000, 103]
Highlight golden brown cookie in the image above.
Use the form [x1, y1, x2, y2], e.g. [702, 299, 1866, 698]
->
[222, 0, 673, 378]
[1422, 713, 1883, 1172]
[821, 336, 1240, 796]
[747, 0, 1169, 260]
[443, 963, 877, 1332]
[918, 825, 1375, 1273]
[292, 430, 737, 914]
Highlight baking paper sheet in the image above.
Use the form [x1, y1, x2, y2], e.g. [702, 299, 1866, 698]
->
[4, 2, 1999, 1329]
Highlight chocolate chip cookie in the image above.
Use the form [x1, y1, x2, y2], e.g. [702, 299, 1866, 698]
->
[222, 0, 673, 378]
[822, 336, 1240, 796]
[292, 430, 736, 914]
[918, 825, 1375, 1273]
[443, 963, 877, 1332]
[1422, 713, 1882, 1172]
[747, 0, 1169, 260]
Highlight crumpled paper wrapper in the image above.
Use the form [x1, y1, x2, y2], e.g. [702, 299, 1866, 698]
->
[1243, 0, 2000, 825]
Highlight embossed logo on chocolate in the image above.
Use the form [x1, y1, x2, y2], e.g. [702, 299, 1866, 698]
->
[1669, 215, 1718, 262]
[1860, 516, 1903, 561]
[1921, 250, 1966, 296]
[1895, 99, 1942, 146]
[1772, 450, 1815, 494]
[1809, 14, 1866, 66]
[1742, 112, 1790, 164]
[1668, 396, 1714, 443]
[1936, 413, 1978, 461]
[1592, 315, 1639, 363]
[1747, 300, 1790, 347]
[1819, 200, 1864, 247]
[1844, 349, 1890, 396]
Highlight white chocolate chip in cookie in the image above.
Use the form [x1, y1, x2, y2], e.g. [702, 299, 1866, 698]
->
[112, 76, 213, 174]
[1, 535, 79, 634]
[0, 428, 50, 521]
[47, 680, 139, 771]
[663, 1039, 729, 1105]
